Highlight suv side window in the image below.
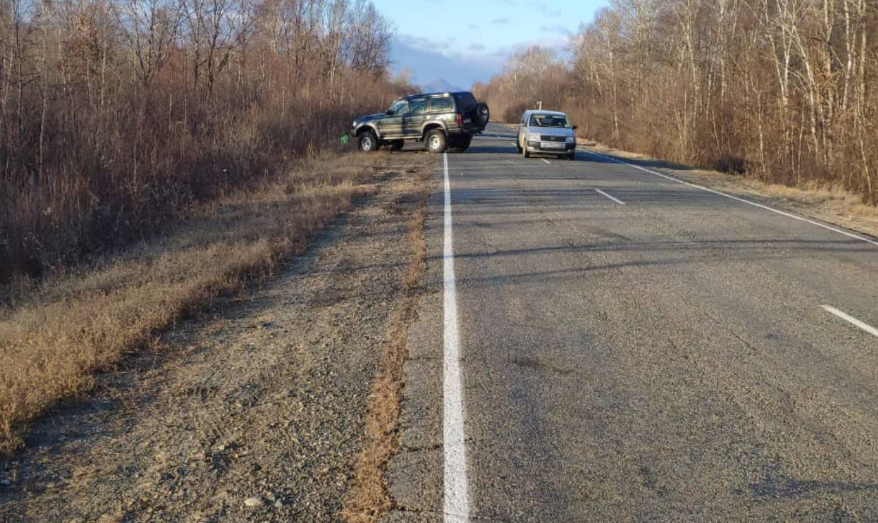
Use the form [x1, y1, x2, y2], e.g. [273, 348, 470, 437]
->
[410, 97, 428, 115]
[429, 97, 454, 113]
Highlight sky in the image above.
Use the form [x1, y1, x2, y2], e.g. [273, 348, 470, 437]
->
[376, 0, 609, 90]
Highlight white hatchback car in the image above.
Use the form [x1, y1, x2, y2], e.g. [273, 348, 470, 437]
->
[516, 110, 578, 160]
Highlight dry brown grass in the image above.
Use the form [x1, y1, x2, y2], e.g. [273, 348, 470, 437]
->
[0, 152, 390, 454]
[342, 166, 431, 523]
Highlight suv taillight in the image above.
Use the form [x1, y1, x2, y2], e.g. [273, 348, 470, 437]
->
[456, 114, 463, 127]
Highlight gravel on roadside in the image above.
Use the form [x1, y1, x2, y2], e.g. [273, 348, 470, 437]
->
[0, 153, 434, 523]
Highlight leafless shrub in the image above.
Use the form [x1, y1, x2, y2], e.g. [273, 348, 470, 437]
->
[0, 0, 409, 285]
[0, 151, 396, 454]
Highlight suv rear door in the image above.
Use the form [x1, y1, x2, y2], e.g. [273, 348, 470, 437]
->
[428, 95, 455, 131]
[403, 97, 428, 138]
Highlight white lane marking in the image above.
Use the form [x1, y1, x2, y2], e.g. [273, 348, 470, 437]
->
[595, 189, 626, 205]
[584, 150, 878, 248]
[541, 159, 551, 165]
[822, 306, 878, 338]
[505, 160, 516, 165]
[443, 153, 470, 523]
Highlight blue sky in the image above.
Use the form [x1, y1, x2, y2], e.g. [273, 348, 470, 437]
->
[377, 0, 609, 89]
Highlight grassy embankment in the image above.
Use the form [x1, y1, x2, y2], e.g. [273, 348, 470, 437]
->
[0, 151, 394, 454]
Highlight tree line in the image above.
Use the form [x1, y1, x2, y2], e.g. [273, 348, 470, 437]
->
[475, 0, 878, 205]
[0, 0, 404, 283]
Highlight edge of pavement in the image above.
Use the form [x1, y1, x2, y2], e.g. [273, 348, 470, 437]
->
[0, 152, 437, 523]
[381, 156, 447, 523]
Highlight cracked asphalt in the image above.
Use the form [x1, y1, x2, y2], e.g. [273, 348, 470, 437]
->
[386, 124, 878, 522]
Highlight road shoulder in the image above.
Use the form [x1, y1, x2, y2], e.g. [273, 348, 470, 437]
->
[381, 163, 447, 523]
[0, 153, 434, 523]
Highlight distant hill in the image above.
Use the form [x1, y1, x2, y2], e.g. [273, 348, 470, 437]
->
[420, 78, 465, 93]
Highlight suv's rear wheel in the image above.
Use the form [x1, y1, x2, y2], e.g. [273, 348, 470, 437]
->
[425, 129, 447, 153]
[358, 130, 378, 152]
[449, 134, 472, 153]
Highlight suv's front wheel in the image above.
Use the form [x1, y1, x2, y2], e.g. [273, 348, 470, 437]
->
[425, 129, 447, 153]
[358, 130, 378, 152]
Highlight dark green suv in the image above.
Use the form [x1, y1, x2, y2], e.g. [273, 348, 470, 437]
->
[352, 91, 490, 153]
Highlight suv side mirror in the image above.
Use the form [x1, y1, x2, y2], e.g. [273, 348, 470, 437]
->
[386, 110, 395, 116]
[572, 125, 578, 131]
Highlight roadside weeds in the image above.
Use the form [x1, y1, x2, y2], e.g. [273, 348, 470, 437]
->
[342, 166, 431, 523]
[0, 153, 390, 454]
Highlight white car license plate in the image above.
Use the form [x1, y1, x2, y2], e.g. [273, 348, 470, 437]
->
[541, 142, 564, 149]
[463, 119, 472, 124]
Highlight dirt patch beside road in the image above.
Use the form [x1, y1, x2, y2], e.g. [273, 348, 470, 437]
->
[0, 152, 434, 522]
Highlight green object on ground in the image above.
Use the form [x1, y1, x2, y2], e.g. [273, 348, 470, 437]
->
[340, 134, 349, 145]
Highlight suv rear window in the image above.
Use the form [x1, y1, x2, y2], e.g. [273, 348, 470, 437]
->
[429, 97, 454, 113]
[454, 92, 477, 113]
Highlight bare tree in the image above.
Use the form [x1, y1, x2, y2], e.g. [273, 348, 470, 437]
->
[115, 0, 181, 87]
[480, 0, 878, 204]
[181, 0, 255, 100]
[1, 0, 401, 282]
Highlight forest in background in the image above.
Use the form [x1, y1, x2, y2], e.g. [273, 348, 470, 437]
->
[475, 0, 878, 206]
[0, 0, 408, 284]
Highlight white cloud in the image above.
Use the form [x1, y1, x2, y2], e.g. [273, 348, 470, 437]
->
[390, 34, 574, 89]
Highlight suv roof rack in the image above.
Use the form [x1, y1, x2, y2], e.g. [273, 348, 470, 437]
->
[405, 91, 463, 98]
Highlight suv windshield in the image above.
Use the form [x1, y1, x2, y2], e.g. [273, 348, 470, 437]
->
[529, 114, 569, 128]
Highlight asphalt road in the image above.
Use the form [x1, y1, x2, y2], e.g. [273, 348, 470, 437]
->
[386, 124, 878, 523]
